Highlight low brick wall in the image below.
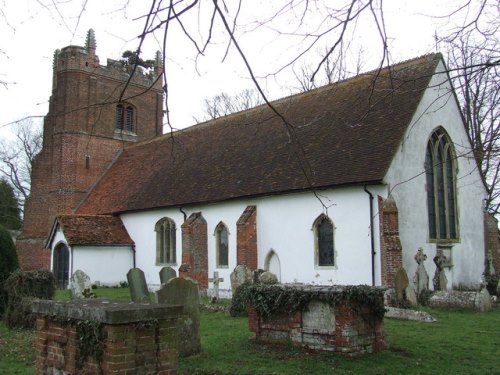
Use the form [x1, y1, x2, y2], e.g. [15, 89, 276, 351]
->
[247, 285, 385, 354]
[32, 299, 182, 375]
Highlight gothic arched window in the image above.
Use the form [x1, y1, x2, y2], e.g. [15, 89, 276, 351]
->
[215, 222, 229, 267]
[155, 217, 176, 264]
[313, 214, 335, 266]
[425, 128, 458, 240]
[116, 104, 135, 132]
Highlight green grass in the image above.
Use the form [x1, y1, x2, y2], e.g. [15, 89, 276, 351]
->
[178, 307, 500, 375]
[1, 288, 499, 375]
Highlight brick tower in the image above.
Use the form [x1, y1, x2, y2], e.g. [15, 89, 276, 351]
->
[16, 29, 164, 270]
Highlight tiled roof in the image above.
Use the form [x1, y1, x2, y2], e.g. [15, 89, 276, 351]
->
[78, 54, 442, 215]
[55, 215, 134, 246]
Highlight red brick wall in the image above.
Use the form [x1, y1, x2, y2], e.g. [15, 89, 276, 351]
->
[378, 195, 403, 288]
[484, 213, 500, 274]
[17, 41, 163, 270]
[181, 212, 208, 291]
[36, 316, 178, 375]
[247, 301, 385, 354]
[236, 205, 257, 269]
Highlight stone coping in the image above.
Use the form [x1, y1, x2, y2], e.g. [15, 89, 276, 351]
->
[270, 284, 386, 294]
[31, 299, 182, 324]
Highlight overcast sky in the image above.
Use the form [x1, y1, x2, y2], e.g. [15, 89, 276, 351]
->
[0, 0, 465, 138]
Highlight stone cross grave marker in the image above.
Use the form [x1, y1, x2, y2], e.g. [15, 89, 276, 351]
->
[127, 268, 151, 302]
[433, 250, 448, 291]
[70, 270, 92, 299]
[159, 266, 177, 285]
[156, 277, 201, 357]
[413, 247, 429, 296]
[208, 271, 224, 300]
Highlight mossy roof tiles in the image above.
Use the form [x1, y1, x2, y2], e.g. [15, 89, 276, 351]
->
[77, 54, 442, 215]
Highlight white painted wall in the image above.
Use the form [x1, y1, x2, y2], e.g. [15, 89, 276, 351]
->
[48, 225, 134, 286]
[121, 185, 383, 292]
[384, 60, 486, 289]
[71, 246, 134, 286]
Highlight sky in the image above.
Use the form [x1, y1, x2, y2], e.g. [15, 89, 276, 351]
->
[0, 0, 467, 138]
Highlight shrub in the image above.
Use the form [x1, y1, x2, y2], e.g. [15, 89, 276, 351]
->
[484, 274, 499, 297]
[0, 224, 19, 316]
[4, 269, 56, 329]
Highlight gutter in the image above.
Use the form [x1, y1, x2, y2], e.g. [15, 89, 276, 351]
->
[363, 185, 376, 286]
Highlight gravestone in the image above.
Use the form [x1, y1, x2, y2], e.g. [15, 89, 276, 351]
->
[230, 265, 253, 294]
[159, 266, 177, 285]
[70, 270, 92, 299]
[413, 248, 429, 296]
[259, 271, 278, 285]
[127, 268, 150, 302]
[156, 277, 201, 357]
[208, 271, 224, 301]
[433, 250, 448, 291]
[394, 268, 409, 302]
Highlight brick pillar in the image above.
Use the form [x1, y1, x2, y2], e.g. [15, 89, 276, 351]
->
[484, 213, 500, 274]
[236, 205, 257, 270]
[181, 212, 208, 291]
[378, 195, 403, 288]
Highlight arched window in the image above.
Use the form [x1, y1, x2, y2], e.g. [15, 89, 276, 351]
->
[313, 214, 335, 266]
[155, 218, 176, 264]
[215, 222, 229, 267]
[116, 104, 135, 132]
[425, 128, 458, 240]
[53, 243, 70, 289]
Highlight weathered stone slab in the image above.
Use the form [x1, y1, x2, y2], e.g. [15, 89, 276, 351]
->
[394, 268, 409, 302]
[31, 299, 182, 324]
[127, 268, 150, 302]
[156, 277, 200, 357]
[384, 307, 436, 322]
[429, 290, 491, 312]
[70, 270, 92, 299]
[159, 266, 177, 285]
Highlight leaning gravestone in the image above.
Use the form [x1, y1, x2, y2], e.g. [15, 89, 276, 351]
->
[259, 271, 278, 285]
[70, 270, 92, 299]
[127, 268, 150, 302]
[159, 266, 177, 285]
[156, 277, 201, 357]
[230, 265, 253, 294]
[394, 268, 409, 302]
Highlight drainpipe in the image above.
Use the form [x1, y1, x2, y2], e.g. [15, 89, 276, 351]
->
[132, 244, 136, 268]
[179, 207, 187, 222]
[364, 185, 376, 286]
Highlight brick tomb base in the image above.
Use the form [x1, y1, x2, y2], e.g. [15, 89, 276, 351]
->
[247, 285, 385, 355]
[32, 299, 182, 375]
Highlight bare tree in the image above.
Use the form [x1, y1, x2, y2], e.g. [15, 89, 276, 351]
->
[0, 119, 42, 214]
[194, 88, 263, 122]
[441, 31, 499, 214]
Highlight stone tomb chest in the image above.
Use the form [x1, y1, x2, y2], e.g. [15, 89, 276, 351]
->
[247, 285, 385, 354]
[32, 299, 182, 375]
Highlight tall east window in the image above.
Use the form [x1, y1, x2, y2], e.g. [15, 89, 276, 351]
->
[313, 214, 335, 266]
[425, 128, 458, 241]
[155, 217, 176, 264]
[116, 104, 135, 132]
[215, 222, 229, 267]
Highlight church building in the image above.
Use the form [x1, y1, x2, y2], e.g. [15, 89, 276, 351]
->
[19, 30, 490, 294]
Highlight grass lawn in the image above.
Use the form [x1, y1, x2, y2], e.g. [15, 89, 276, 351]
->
[1, 288, 499, 374]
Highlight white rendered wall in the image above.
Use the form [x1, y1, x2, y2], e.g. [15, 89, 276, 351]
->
[72, 246, 134, 286]
[121, 185, 384, 292]
[384, 60, 486, 289]
[48, 226, 134, 286]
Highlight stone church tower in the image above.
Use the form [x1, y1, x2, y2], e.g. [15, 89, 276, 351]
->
[17, 29, 164, 270]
